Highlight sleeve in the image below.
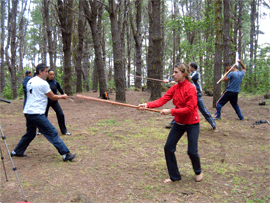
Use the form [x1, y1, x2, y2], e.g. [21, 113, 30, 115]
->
[190, 71, 199, 82]
[227, 72, 233, 79]
[57, 81, 64, 95]
[147, 86, 174, 108]
[171, 87, 197, 116]
[42, 81, 51, 94]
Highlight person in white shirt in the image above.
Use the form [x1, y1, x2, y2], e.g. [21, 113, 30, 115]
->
[11, 64, 76, 162]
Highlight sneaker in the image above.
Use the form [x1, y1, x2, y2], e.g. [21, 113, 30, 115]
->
[213, 117, 221, 120]
[213, 127, 219, 132]
[37, 132, 41, 135]
[63, 132, 71, 135]
[63, 153, 76, 161]
[11, 151, 27, 157]
[165, 123, 173, 129]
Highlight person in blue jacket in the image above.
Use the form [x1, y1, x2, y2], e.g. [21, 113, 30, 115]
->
[22, 71, 33, 108]
[214, 60, 246, 120]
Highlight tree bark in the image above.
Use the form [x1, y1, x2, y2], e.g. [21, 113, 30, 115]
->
[148, 0, 163, 101]
[223, 0, 231, 89]
[213, 0, 222, 108]
[75, 0, 84, 93]
[0, 0, 6, 93]
[43, 0, 54, 69]
[130, 0, 142, 89]
[83, 0, 107, 98]
[10, 0, 18, 99]
[107, 0, 126, 102]
[57, 0, 74, 95]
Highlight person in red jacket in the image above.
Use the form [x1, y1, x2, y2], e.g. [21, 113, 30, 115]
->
[139, 63, 203, 183]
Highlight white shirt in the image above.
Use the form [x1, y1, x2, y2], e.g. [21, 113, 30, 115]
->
[23, 76, 51, 114]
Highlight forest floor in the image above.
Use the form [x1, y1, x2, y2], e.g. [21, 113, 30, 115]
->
[0, 90, 269, 203]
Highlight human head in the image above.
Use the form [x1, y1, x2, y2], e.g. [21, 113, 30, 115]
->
[173, 63, 191, 82]
[36, 63, 48, 79]
[189, 62, 198, 72]
[25, 71, 32, 77]
[48, 69, 55, 80]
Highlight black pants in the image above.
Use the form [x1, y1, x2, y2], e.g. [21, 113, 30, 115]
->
[164, 122, 201, 181]
[45, 101, 67, 134]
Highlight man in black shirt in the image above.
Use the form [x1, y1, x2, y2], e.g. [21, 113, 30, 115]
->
[44, 69, 71, 135]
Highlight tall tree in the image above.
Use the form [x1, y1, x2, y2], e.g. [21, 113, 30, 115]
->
[223, 0, 231, 88]
[75, 0, 85, 93]
[57, 0, 74, 95]
[43, 0, 54, 69]
[10, 0, 19, 99]
[0, 0, 6, 93]
[83, 0, 107, 98]
[130, 0, 142, 89]
[106, 0, 126, 102]
[148, 0, 163, 100]
[213, 0, 223, 108]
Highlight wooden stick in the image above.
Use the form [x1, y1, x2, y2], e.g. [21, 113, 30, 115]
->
[73, 94, 161, 113]
[216, 62, 238, 84]
[128, 75, 164, 82]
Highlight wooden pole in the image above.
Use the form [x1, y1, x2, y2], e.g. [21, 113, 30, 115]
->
[73, 94, 161, 113]
[216, 62, 238, 84]
[128, 75, 164, 82]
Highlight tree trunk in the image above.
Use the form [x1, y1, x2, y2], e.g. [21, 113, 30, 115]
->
[10, 0, 18, 99]
[83, 0, 107, 98]
[130, 0, 142, 89]
[57, 0, 73, 95]
[213, 0, 222, 108]
[238, 0, 242, 59]
[43, 0, 54, 69]
[148, 0, 163, 101]
[83, 31, 90, 92]
[75, 0, 84, 93]
[249, 0, 256, 86]
[0, 0, 6, 93]
[223, 0, 231, 89]
[107, 0, 126, 102]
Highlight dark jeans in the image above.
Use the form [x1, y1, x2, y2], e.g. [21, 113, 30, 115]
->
[197, 96, 216, 129]
[164, 122, 201, 181]
[14, 114, 70, 156]
[45, 101, 67, 134]
[215, 91, 244, 119]
[170, 97, 216, 129]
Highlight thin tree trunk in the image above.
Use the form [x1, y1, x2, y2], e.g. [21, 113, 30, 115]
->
[57, 0, 73, 95]
[0, 0, 6, 93]
[238, 0, 242, 59]
[83, 0, 107, 98]
[213, 0, 222, 108]
[149, 0, 162, 101]
[43, 0, 54, 69]
[107, 0, 126, 102]
[75, 0, 84, 93]
[223, 0, 231, 89]
[10, 0, 18, 99]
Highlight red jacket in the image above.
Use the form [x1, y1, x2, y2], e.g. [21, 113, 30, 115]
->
[147, 79, 200, 124]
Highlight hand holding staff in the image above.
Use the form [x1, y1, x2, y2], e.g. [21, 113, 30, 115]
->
[216, 62, 238, 84]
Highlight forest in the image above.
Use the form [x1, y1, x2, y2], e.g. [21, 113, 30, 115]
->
[0, 0, 269, 105]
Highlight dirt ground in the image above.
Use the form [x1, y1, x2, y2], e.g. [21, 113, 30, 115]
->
[0, 90, 269, 203]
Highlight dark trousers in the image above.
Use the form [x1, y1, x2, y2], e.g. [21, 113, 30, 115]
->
[45, 101, 67, 134]
[164, 122, 201, 181]
[14, 114, 70, 155]
[215, 91, 244, 119]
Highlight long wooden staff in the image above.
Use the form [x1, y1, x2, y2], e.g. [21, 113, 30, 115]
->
[216, 62, 238, 84]
[73, 94, 161, 113]
[128, 75, 164, 82]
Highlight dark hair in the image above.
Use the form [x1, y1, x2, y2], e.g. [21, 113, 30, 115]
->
[48, 69, 54, 73]
[25, 71, 32, 76]
[36, 63, 48, 74]
[189, 62, 198, 70]
[174, 63, 191, 82]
